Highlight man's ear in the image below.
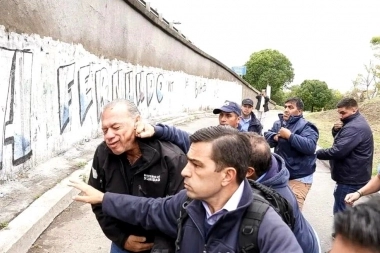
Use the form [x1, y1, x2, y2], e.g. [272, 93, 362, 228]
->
[221, 167, 237, 186]
[246, 167, 257, 180]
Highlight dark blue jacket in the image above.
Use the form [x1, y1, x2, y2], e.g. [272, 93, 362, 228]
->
[244, 112, 263, 134]
[316, 112, 373, 185]
[102, 180, 303, 253]
[264, 114, 319, 180]
[261, 154, 319, 253]
[153, 124, 319, 253]
[154, 124, 191, 154]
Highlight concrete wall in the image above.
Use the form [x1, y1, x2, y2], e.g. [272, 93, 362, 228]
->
[0, 27, 243, 180]
[0, 0, 272, 180]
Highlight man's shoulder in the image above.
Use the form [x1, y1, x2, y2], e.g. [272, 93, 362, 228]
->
[95, 141, 109, 155]
[153, 139, 186, 157]
[352, 113, 371, 129]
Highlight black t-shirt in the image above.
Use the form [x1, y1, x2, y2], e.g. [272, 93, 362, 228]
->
[120, 154, 143, 191]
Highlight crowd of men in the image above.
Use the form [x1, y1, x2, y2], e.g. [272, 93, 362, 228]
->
[69, 94, 378, 253]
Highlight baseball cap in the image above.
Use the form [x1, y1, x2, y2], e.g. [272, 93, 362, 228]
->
[213, 100, 241, 116]
[242, 98, 254, 106]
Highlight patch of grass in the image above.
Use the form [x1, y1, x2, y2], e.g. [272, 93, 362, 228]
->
[79, 173, 89, 183]
[76, 161, 87, 169]
[305, 97, 380, 175]
[0, 222, 9, 229]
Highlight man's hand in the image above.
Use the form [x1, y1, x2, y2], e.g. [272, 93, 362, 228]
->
[333, 120, 343, 131]
[278, 127, 292, 139]
[135, 122, 155, 138]
[124, 235, 154, 252]
[68, 179, 104, 204]
[344, 192, 361, 206]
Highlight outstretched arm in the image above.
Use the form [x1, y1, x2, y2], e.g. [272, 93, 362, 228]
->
[135, 122, 190, 153]
[69, 179, 186, 239]
[316, 127, 362, 160]
[154, 124, 191, 153]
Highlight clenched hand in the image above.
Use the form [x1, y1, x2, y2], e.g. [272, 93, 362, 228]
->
[278, 127, 292, 139]
[135, 121, 155, 138]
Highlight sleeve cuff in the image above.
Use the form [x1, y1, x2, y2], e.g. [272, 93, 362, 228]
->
[153, 124, 164, 138]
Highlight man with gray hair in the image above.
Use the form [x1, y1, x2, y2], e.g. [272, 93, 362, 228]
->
[88, 99, 187, 253]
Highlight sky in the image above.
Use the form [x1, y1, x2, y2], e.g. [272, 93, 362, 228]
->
[146, 0, 380, 93]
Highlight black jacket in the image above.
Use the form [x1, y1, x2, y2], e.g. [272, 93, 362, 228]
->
[246, 111, 263, 134]
[255, 95, 270, 112]
[316, 112, 373, 185]
[88, 138, 187, 252]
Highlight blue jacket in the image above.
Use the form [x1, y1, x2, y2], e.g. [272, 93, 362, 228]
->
[153, 124, 319, 253]
[261, 154, 320, 253]
[242, 112, 263, 134]
[264, 114, 319, 180]
[316, 112, 373, 185]
[102, 180, 303, 253]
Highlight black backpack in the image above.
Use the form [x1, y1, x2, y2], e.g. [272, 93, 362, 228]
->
[174, 179, 295, 253]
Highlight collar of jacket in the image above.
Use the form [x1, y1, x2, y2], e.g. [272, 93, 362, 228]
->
[259, 153, 290, 187]
[104, 138, 160, 174]
[278, 113, 303, 125]
[184, 179, 253, 236]
[341, 111, 360, 124]
[248, 112, 260, 126]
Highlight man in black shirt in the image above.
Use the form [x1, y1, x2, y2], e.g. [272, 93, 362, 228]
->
[89, 99, 187, 253]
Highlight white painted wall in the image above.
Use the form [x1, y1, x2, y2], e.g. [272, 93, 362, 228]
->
[0, 26, 242, 180]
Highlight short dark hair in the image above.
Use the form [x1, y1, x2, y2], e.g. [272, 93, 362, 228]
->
[245, 133, 272, 177]
[189, 126, 251, 184]
[336, 98, 358, 108]
[284, 97, 304, 110]
[334, 195, 380, 253]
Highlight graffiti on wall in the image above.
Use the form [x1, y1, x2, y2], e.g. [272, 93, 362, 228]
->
[56, 63, 179, 134]
[0, 33, 242, 179]
[0, 47, 33, 170]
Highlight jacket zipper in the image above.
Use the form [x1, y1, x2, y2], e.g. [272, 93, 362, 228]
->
[119, 159, 130, 192]
[138, 185, 147, 196]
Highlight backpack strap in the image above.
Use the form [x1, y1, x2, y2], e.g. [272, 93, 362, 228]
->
[175, 196, 192, 252]
[239, 193, 270, 253]
[249, 179, 295, 230]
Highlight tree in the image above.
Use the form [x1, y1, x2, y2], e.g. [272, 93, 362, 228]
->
[325, 90, 344, 110]
[243, 49, 294, 103]
[276, 85, 300, 105]
[352, 61, 379, 100]
[370, 36, 380, 58]
[295, 80, 333, 112]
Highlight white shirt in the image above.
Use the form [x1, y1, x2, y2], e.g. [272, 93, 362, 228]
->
[201, 181, 245, 225]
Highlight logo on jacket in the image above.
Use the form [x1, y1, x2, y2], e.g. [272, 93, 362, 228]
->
[92, 167, 98, 179]
[144, 174, 160, 182]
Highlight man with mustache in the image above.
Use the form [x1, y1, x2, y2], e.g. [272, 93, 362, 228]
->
[264, 97, 319, 210]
